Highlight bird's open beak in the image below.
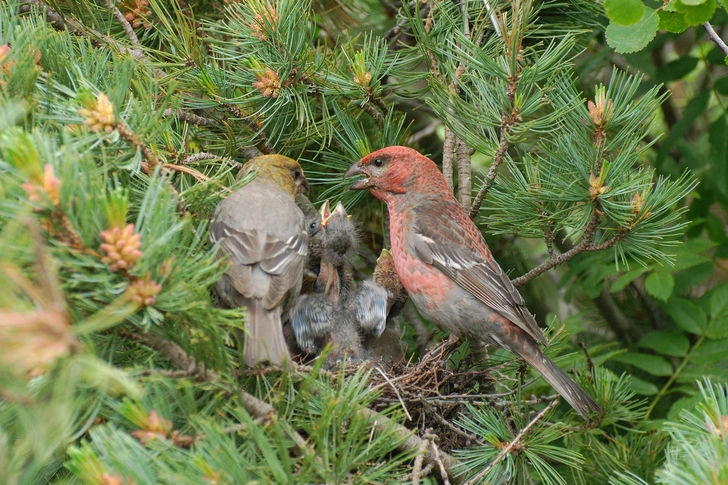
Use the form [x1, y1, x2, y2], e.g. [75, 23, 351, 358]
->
[344, 163, 372, 190]
[320, 199, 333, 227]
[333, 201, 347, 218]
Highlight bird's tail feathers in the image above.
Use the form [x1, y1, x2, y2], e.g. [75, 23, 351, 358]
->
[520, 347, 601, 419]
[244, 299, 292, 368]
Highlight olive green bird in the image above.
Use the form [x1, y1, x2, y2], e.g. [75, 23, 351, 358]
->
[210, 154, 309, 367]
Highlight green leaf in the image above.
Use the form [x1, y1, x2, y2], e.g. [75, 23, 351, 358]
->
[627, 375, 660, 395]
[606, 7, 660, 53]
[612, 351, 674, 376]
[645, 271, 675, 301]
[714, 77, 728, 95]
[656, 90, 710, 167]
[703, 282, 728, 338]
[658, 10, 690, 32]
[709, 115, 728, 199]
[638, 331, 690, 357]
[654, 57, 699, 83]
[664, 297, 708, 334]
[675, 0, 717, 25]
[611, 267, 650, 293]
[680, 0, 707, 5]
[605, 0, 646, 25]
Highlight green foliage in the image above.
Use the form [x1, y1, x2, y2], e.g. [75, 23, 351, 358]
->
[0, 0, 726, 483]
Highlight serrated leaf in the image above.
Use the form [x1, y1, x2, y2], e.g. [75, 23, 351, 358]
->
[658, 10, 690, 32]
[606, 7, 659, 53]
[675, 0, 717, 25]
[664, 297, 708, 334]
[611, 267, 650, 293]
[638, 331, 690, 357]
[612, 351, 674, 376]
[645, 271, 674, 301]
[627, 375, 660, 395]
[605, 0, 646, 25]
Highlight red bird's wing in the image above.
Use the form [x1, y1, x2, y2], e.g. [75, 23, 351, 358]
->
[408, 206, 548, 346]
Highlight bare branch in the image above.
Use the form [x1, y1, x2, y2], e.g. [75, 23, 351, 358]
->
[704, 23, 728, 56]
[163, 109, 217, 127]
[510, 210, 600, 287]
[442, 126, 456, 190]
[469, 125, 509, 219]
[456, 139, 474, 210]
[104, 0, 141, 50]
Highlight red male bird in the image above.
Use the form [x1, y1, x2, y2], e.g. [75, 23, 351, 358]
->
[344, 146, 600, 418]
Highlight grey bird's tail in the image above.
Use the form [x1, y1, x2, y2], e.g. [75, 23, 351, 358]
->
[244, 299, 291, 368]
[519, 346, 601, 419]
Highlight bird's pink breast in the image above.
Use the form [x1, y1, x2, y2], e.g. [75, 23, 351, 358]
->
[388, 205, 453, 308]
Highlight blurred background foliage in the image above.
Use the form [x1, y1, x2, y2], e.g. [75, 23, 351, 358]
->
[1, 0, 728, 483]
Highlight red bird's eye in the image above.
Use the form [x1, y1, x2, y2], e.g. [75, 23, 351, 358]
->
[374, 158, 383, 167]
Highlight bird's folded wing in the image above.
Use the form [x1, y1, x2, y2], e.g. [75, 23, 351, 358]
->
[210, 223, 308, 309]
[351, 280, 387, 337]
[408, 211, 547, 346]
[289, 294, 334, 353]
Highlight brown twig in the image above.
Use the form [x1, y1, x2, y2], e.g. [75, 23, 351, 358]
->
[463, 400, 558, 485]
[115, 122, 160, 172]
[360, 100, 384, 124]
[163, 109, 218, 127]
[104, 0, 141, 50]
[510, 211, 601, 287]
[469, 123, 510, 219]
[442, 127, 456, 190]
[360, 408, 464, 484]
[223, 104, 274, 154]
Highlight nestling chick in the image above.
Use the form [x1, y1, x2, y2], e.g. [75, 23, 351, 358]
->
[373, 248, 408, 321]
[210, 154, 309, 367]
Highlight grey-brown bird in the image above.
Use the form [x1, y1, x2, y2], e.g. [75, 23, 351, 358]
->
[210, 154, 309, 367]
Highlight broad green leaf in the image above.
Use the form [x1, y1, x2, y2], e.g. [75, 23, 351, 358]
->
[638, 331, 690, 357]
[658, 10, 690, 32]
[673, 263, 714, 293]
[664, 297, 708, 334]
[645, 271, 674, 301]
[627, 375, 660, 395]
[675, 0, 717, 25]
[703, 282, 728, 339]
[611, 267, 649, 293]
[605, 0, 645, 25]
[606, 7, 660, 54]
[656, 90, 710, 167]
[654, 57, 699, 83]
[612, 351, 674, 376]
[709, 116, 728, 199]
[714, 77, 728, 95]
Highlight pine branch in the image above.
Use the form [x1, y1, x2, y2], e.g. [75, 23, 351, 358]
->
[104, 0, 141, 51]
[469, 123, 509, 219]
[462, 400, 558, 485]
[163, 109, 218, 127]
[223, 104, 274, 154]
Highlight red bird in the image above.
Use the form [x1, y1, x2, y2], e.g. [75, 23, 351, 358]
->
[344, 146, 600, 419]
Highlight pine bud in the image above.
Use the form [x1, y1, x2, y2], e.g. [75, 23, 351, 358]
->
[127, 273, 162, 306]
[21, 164, 61, 208]
[252, 68, 281, 98]
[250, 4, 278, 41]
[130, 410, 172, 445]
[99, 223, 143, 272]
[78, 92, 116, 134]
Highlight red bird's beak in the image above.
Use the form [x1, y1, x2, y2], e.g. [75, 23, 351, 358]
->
[344, 163, 373, 190]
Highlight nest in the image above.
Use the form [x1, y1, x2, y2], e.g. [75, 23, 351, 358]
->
[328, 340, 534, 452]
